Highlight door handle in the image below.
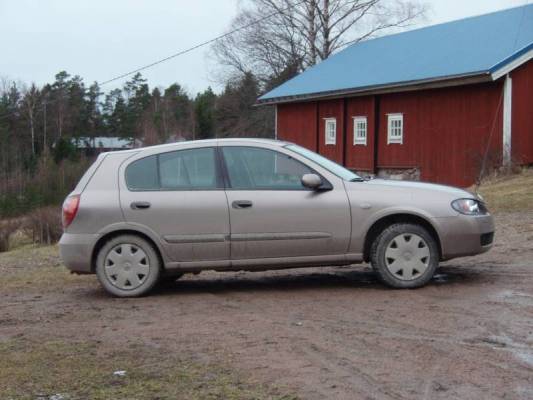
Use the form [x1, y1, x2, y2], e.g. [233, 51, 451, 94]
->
[232, 200, 253, 209]
[130, 201, 151, 210]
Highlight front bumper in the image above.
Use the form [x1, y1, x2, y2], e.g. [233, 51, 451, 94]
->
[433, 214, 494, 260]
[59, 233, 99, 274]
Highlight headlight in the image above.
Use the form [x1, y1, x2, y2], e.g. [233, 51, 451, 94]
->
[451, 199, 486, 215]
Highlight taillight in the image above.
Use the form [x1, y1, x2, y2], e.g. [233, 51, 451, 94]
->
[62, 194, 80, 229]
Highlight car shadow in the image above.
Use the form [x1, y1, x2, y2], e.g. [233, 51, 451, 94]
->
[148, 264, 485, 297]
[154, 269, 378, 296]
[82, 264, 488, 300]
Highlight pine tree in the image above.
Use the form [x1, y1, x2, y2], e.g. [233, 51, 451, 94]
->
[194, 87, 216, 140]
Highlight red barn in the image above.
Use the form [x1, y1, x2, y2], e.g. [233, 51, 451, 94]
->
[258, 5, 533, 187]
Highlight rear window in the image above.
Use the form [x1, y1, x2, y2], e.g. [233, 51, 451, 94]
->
[159, 147, 217, 189]
[125, 147, 219, 191]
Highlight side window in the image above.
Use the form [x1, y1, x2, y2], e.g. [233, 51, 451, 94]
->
[159, 147, 217, 189]
[125, 147, 218, 191]
[387, 113, 403, 144]
[125, 155, 159, 190]
[324, 118, 337, 145]
[222, 147, 314, 190]
[353, 116, 367, 145]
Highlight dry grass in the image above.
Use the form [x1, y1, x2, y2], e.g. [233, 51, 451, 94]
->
[0, 339, 296, 400]
[0, 244, 86, 291]
[476, 168, 533, 213]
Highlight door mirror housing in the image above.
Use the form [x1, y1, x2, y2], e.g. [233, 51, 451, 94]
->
[301, 174, 323, 190]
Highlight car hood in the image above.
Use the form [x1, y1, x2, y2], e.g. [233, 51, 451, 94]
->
[361, 179, 476, 198]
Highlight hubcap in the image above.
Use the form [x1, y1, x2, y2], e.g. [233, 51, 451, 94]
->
[104, 244, 150, 290]
[385, 233, 430, 281]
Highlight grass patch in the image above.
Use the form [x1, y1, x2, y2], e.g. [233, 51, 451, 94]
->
[0, 244, 87, 291]
[477, 168, 533, 213]
[0, 243, 59, 269]
[1, 264, 87, 292]
[0, 339, 296, 400]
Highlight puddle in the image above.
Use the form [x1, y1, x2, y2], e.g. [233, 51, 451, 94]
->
[481, 333, 533, 368]
[493, 290, 533, 306]
[515, 351, 533, 368]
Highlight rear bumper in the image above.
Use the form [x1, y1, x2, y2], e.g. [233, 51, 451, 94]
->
[433, 214, 495, 260]
[59, 233, 99, 274]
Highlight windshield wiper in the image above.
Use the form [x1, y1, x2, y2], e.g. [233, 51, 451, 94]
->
[350, 177, 366, 182]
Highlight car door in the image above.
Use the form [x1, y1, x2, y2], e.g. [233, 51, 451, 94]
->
[119, 145, 230, 263]
[221, 144, 351, 261]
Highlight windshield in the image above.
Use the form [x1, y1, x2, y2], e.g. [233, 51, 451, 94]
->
[285, 144, 362, 181]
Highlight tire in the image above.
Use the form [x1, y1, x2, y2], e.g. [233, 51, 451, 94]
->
[96, 235, 161, 297]
[370, 223, 439, 289]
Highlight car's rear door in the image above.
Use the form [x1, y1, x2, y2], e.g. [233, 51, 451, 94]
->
[119, 144, 230, 263]
[221, 143, 351, 261]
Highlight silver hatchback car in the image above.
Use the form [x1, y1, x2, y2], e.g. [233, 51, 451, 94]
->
[59, 138, 494, 297]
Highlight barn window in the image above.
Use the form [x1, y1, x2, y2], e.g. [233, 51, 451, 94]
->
[387, 114, 403, 144]
[324, 118, 336, 145]
[353, 116, 367, 145]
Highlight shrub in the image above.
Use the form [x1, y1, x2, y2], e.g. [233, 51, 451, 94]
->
[0, 219, 21, 253]
[22, 206, 63, 245]
[0, 154, 92, 219]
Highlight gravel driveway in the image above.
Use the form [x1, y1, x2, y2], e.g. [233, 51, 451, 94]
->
[1, 212, 532, 399]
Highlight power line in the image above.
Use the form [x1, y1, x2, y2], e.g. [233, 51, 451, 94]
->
[0, 0, 305, 122]
[99, 0, 306, 87]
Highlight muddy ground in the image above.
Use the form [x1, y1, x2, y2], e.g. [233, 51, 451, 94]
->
[1, 212, 533, 399]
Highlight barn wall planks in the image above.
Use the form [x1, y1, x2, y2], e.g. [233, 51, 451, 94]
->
[376, 82, 503, 186]
[277, 102, 318, 151]
[511, 59, 533, 164]
[345, 96, 376, 171]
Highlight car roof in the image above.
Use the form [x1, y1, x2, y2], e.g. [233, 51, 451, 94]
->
[101, 138, 290, 157]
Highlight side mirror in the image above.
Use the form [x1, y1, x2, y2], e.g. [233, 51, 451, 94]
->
[301, 174, 322, 190]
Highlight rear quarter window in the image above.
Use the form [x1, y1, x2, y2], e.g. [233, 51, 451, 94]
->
[126, 155, 159, 190]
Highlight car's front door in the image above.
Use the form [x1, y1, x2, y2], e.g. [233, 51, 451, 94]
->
[221, 145, 351, 261]
[119, 145, 230, 263]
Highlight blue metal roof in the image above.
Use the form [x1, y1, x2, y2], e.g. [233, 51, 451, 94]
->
[259, 4, 533, 103]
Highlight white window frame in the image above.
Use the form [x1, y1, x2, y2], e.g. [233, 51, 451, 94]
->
[324, 118, 337, 145]
[352, 116, 367, 146]
[387, 113, 403, 144]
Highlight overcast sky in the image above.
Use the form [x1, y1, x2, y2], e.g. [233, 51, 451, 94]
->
[0, 0, 528, 95]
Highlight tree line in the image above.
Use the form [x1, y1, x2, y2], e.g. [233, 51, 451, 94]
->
[0, 70, 278, 218]
[0, 70, 275, 166]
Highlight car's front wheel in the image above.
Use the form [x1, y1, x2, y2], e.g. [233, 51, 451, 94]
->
[370, 223, 439, 288]
[96, 235, 161, 297]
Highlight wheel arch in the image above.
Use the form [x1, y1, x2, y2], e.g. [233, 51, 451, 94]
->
[91, 229, 165, 273]
[363, 213, 442, 262]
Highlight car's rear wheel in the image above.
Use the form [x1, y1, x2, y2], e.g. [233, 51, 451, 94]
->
[370, 223, 439, 288]
[96, 235, 161, 297]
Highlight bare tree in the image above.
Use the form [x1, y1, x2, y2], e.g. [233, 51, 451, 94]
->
[212, 0, 427, 83]
[22, 83, 40, 156]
